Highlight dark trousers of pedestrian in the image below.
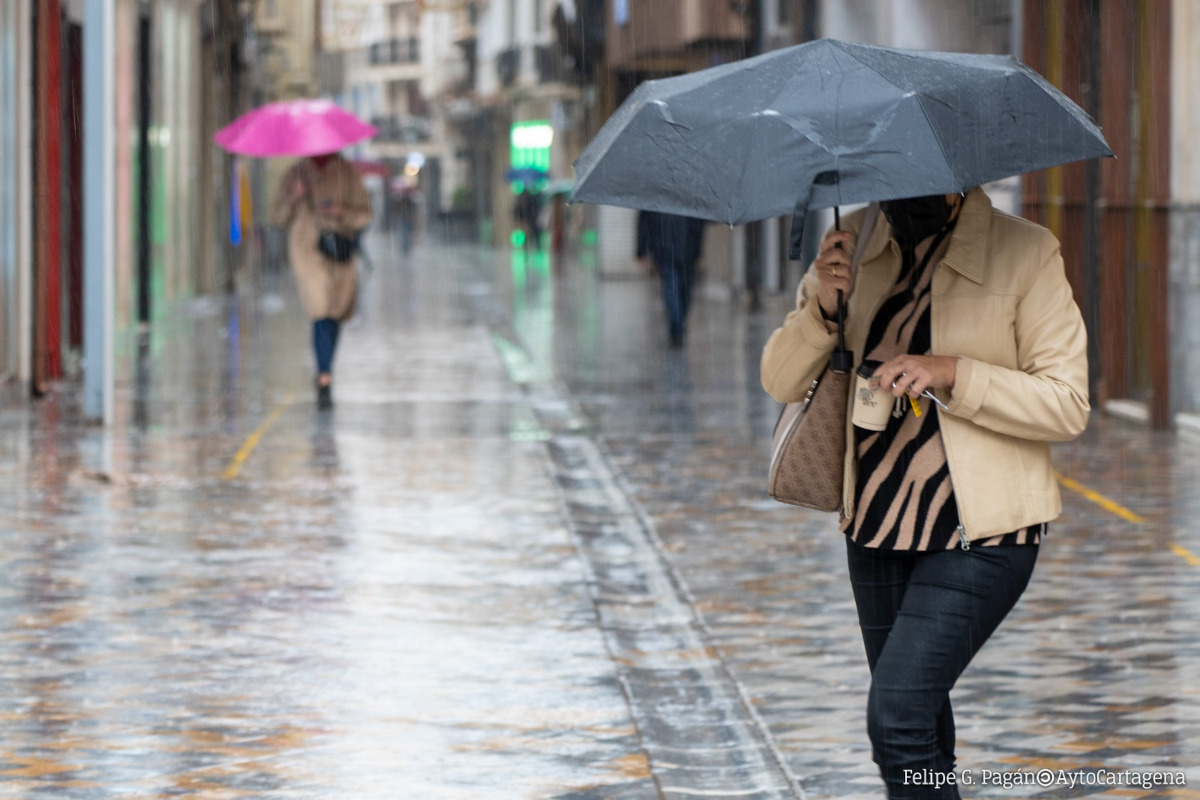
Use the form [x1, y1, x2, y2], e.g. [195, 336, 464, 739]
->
[845, 539, 1039, 800]
[657, 255, 696, 345]
[398, 220, 413, 254]
[313, 318, 341, 376]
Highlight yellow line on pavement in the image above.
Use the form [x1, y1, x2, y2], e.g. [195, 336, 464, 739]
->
[1055, 472, 1200, 567]
[1055, 473, 1146, 525]
[1170, 544, 1200, 567]
[223, 397, 294, 479]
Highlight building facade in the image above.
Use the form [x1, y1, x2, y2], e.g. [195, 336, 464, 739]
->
[319, 0, 464, 231]
[429, 0, 593, 246]
[0, 0, 246, 402]
[1017, 0, 1196, 432]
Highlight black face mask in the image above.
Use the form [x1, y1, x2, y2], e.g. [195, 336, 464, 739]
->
[880, 195, 953, 244]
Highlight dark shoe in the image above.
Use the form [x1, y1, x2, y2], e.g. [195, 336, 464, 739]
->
[669, 330, 685, 349]
[317, 383, 333, 410]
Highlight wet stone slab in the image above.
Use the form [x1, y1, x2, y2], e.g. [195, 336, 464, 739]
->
[543, 434, 800, 799]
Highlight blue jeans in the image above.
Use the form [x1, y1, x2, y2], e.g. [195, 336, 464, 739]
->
[313, 318, 341, 376]
[846, 539, 1039, 799]
[657, 256, 696, 339]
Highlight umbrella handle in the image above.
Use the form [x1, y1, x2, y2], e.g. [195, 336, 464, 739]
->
[829, 206, 853, 373]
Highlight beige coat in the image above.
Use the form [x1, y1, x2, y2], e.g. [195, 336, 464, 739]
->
[270, 156, 372, 322]
[761, 189, 1090, 541]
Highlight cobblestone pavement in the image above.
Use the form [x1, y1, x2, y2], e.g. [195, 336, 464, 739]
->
[1, 233, 1198, 799]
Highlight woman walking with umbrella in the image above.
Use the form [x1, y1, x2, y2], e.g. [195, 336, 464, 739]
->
[762, 189, 1090, 797]
[216, 99, 376, 409]
[571, 40, 1111, 797]
[270, 152, 371, 409]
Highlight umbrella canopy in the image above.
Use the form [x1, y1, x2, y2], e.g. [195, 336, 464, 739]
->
[504, 166, 549, 184]
[571, 39, 1113, 256]
[214, 99, 376, 157]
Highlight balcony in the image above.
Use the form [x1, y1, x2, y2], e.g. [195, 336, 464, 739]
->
[370, 114, 433, 144]
[496, 47, 521, 88]
[368, 37, 420, 66]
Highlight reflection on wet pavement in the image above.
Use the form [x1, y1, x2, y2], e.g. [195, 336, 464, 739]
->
[0, 237, 656, 799]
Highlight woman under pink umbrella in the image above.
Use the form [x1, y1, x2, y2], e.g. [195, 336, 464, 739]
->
[269, 152, 371, 409]
[216, 100, 376, 409]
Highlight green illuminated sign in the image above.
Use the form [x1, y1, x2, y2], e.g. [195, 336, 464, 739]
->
[510, 121, 553, 172]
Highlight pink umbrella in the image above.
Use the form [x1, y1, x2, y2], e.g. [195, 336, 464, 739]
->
[213, 99, 377, 157]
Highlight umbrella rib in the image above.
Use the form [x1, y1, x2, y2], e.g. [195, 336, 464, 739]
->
[832, 43, 975, 190]
[911, 96, 962, 191]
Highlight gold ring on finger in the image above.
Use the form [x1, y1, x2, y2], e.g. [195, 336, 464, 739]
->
[831, 267, 839, 278]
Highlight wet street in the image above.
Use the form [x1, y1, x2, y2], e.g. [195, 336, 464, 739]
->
[2, 231, 1199, 799]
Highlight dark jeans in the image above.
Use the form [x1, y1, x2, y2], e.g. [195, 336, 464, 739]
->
[845, 539, 1039, 799]
[313, 318, 341, 376]
[657, 256, 696, 339]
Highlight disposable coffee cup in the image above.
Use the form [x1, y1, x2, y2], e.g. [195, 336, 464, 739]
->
[852, 360, 892, 431]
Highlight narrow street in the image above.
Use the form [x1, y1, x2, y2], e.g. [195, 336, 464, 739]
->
[1, 231, 1198, 799]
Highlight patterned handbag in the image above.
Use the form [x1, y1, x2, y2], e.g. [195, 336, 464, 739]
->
[768, 365, 850, 511]
[767, 204, 879, 512]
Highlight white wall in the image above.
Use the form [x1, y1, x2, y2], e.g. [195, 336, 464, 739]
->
[1172, 0, 1200, 205]
[1170, 0, 1200, 415]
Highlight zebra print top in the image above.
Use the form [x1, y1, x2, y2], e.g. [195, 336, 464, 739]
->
[840, 223, 1042, 551]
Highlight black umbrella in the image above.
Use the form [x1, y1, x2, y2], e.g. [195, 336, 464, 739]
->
[571, 39, 1113, 257]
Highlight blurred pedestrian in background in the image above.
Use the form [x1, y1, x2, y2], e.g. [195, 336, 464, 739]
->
[271, 151, 372, 410]
[637, 210, 705, 348]
[513, 186, 543, 251]
[387, 175, 421, 256]
[761, 188, 1089, 799]
[395, 189, 419, 255]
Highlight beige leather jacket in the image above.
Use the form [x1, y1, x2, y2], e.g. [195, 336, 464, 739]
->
[761, 189, 1090, 541]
